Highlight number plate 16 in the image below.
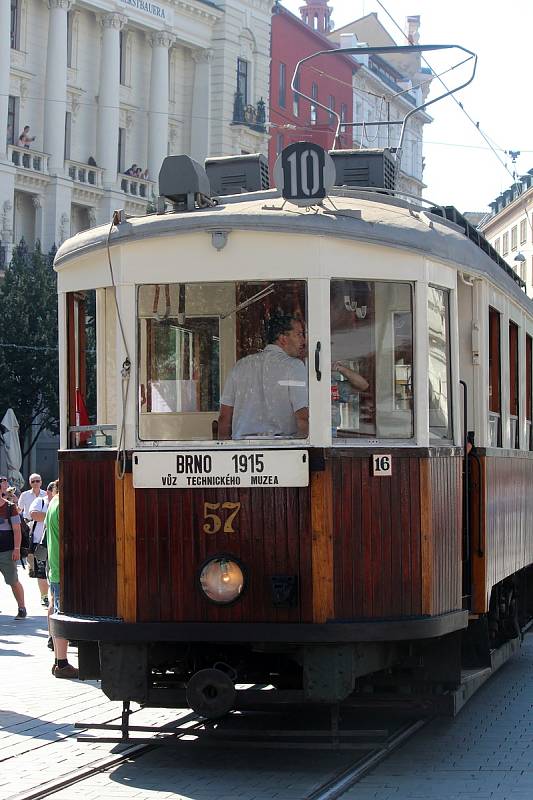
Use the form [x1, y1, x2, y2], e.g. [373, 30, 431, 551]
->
[372, 454, 392, 477]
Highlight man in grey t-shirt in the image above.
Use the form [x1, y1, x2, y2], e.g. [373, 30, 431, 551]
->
[218, 314, 308, 439]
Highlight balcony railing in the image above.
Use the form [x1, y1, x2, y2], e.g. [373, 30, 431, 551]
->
[232, 94, 267, 133]
[9, 144, 49, 174]
[66, 159, 103, 188]
[119, 173, 153, 199]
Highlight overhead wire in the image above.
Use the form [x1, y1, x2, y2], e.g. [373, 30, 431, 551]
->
[375, 0, 533, 234]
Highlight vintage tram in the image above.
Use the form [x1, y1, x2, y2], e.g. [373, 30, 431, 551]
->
[51, 144, 533, 719]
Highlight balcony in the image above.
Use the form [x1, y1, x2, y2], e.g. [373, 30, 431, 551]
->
[232, 94, 267, 134]
[119, 173, 153, 199]
[9, 144, 49, 174]
[66, 160, 103, 188]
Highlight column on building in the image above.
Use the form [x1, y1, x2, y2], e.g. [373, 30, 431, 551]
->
[0, 0, 11, 160]
[96, 13, 126, 189]
[147, 31, 174, 183]
[43, 0, 71, 174]
[190, 49, 213, 165]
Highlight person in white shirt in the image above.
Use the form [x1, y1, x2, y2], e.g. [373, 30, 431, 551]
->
[18, 474, 47, 605]
[29, 482, 54, 608]
[218, 313, 308, 439]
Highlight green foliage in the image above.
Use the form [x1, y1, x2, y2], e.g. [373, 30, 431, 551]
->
[0, 240, 59, 459]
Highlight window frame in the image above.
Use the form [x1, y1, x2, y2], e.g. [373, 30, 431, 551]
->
[278, 62, 286, 109]
[237, 58, 248, 107]
[293, 72, 300, 117]
[7, 95, 18, 147]
[428, 286, 453, 442]
[509, 320, 519, 448]
[10, 0, 20, 50]
[502, 232, 509, 256]
[488, 306, 502, 447]
[310, 82, 318, 125]
[520, 219, 527, 245]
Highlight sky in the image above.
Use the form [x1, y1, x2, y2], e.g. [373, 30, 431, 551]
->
[281, 0, 533, 213]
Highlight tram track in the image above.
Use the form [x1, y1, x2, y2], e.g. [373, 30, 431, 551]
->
[8, 708, 428, 800]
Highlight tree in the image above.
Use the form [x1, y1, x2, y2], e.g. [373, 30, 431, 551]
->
[0, 240, 59, 461]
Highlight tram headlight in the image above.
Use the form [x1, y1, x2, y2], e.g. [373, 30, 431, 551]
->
[199, 556, 244, 604]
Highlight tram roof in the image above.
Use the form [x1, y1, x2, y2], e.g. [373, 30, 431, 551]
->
[55, 188, 532, 314]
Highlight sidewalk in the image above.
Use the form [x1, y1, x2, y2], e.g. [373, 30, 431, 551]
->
[0, 564, 186, 799]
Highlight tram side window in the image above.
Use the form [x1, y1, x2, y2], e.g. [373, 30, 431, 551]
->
[526, 334, 532, 450]
[138, 281, 307, 442]
[488, 307, 501, 447]
[428, 287, 452, 441]
[67, 291, 98, 448]
[330, 280, 414, 440]
[509, 321, 519, 448]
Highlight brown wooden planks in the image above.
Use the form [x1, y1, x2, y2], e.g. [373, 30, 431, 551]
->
[134, 485, 313, 623]
[60, 452, 117, 617]
[331, 450, 462, 620]
[310, 466, 335, 622]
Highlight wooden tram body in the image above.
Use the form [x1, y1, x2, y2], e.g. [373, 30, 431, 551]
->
[52, 157, 533, 716]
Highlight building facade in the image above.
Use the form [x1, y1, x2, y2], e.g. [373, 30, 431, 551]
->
[0, 0, 271, 263]
[479, 171, 533, 294]
[269, 3, 432, 197]
[269, 1, 354, 173]
[329, 12, 432, 197]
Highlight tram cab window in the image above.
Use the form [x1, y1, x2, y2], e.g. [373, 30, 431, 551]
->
[488, 307, 501, 447]
[330, 280, 413, 440]
[66, 289, 105, 448]
[138, 281, 307, 442]
[428, 287, 452, 441]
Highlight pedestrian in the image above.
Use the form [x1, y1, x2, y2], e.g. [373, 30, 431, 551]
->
[0, 475, 9, 498]
[0, 489, 27, 620]
[46, 480, 78, 679]
[28, 482, 54, 608]
[18, 474, 47, 604]
[125, 163, 138, 176]
[17, 125, 35, 148]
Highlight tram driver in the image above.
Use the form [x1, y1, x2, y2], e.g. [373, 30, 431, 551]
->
[218, 313, 308, 439]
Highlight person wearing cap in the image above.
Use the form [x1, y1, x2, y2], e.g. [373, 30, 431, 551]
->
[0, 486, 27, 619]
[18, 474, 47, 605]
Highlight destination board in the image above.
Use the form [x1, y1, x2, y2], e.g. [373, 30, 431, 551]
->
[132, 450, 309, 489]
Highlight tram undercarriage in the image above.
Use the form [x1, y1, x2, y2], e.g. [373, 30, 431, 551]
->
[60, 564, 532, 719]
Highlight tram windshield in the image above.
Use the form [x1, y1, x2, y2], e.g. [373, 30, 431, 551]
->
[138, 281, 307, 442]
[330, 280, 414, 440]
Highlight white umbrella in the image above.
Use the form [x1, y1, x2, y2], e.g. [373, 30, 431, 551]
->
[0, 409, 24, 490]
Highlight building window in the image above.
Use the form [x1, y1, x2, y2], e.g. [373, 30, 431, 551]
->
[117, 127, 125, 173]
[502, 232, 509, 256]
[64, 112, 72, 161]
[494, 237, 500, 254]
[520, 219, 527, 244]
[340, 103, 347, 133]
[279, 62, 286, 108]
[293, 72, 300, 117]
[67, 10, 74, 68]
[276, 133, 284, 156]
[119, 30, 127, 86]
[328, 95, 335, 125]
[237, 58, 248, 106]
[10, 0, 20, 50]
[7, 96, 18, 147]
[310, 82, 318, 125]
[511, 225, 518, 251]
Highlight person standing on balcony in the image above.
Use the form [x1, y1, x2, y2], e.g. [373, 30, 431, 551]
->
[17, 126, 36, 148]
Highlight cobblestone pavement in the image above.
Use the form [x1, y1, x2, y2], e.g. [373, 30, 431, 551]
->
[1, 566, 532, 800]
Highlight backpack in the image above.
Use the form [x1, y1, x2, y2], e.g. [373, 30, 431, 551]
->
[5, 500, 31, 559]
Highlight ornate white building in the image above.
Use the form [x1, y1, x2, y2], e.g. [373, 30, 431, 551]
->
[0, 0, 271, 263]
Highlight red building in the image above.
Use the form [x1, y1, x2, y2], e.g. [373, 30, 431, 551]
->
[269, 0, 356, 175]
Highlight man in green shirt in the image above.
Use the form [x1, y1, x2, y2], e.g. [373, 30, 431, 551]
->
[46, 482, 78, 680]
